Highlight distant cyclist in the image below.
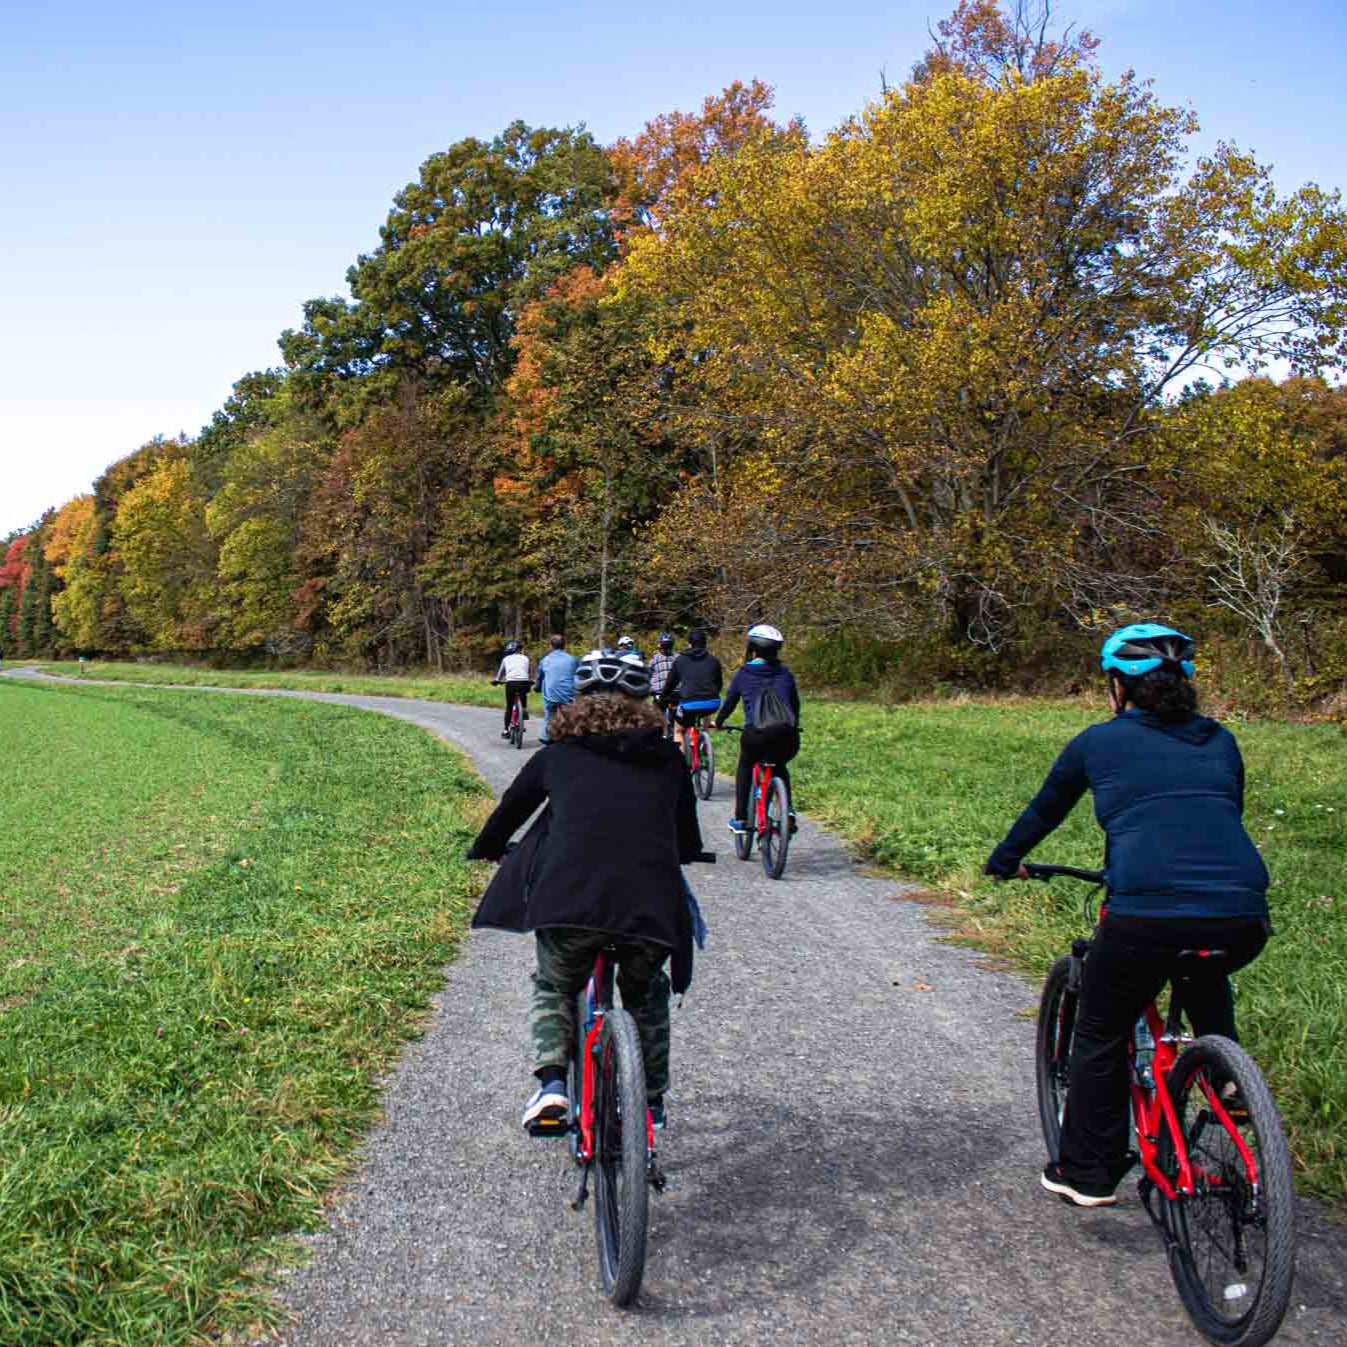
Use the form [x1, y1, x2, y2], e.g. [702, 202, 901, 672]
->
[713, 624, 800, 835]
[466, 650, 704, 1132]
[534, 634, 578, 745]
[659, 628, 723, 750]
[616, 634, 645, 663]
[984, 623, 1271, 1208]
[648, 632, 677, 706]
[493, 641, 532, 740]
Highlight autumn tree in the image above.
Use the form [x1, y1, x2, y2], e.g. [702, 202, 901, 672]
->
[625, 9, 1347, 646]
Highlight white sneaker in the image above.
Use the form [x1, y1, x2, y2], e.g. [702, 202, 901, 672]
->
[522, 1081, 568, 1130]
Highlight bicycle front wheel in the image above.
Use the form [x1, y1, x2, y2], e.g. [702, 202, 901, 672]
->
[693, 729, 715, 800]
[1158, 1035, 1295, 1347]
[593, 1008, 650, 1306]
[1035, 955, 1076, 1161]
[760, 775, 790, 880]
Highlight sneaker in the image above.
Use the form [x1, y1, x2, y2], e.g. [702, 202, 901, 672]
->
[501, 730, 510, 739]
[1040, 1162, 1118, 1208]
[649, 1096, 666, 1131]
[522, 1081, 569, 1130]
[788, 812, 799, 835]
[727, 818, 747, 834]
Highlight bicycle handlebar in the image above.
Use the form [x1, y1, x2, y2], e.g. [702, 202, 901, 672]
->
[1022, 863, 1105, 885]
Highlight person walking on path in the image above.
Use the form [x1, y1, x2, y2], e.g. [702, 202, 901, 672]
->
[534, 634, 578, 745]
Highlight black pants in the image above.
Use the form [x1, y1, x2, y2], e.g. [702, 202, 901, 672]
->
[503, 680, 530, 730]
[733, 725, 800, 820]
[1059, 912, 1270, 1188]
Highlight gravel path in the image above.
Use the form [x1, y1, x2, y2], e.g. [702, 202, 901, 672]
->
[7, 669, 1346, 1345]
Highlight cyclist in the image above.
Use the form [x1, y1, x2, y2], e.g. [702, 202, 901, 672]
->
[467, 651, 704, 1132]
[616, 634, 644, 663]
[534, 634, 578, 745]
[492, 640, 532, 740]
[648, 631, 677, 708]
[713, 624, 801, 836]
[984, 624, 1271, 1208]
[659, 627, 724, 750]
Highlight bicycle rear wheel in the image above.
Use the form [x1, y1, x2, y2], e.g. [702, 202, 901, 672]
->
[593, 1008, 650, 1306]
[1158, 1035, 1295, 1347]
[1035, 955, 1076, 1161]
[693, 728, 715, 800]
[760, 775, 790, 880]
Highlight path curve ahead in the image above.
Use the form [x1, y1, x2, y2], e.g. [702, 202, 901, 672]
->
[7, 669, 1346, 1346]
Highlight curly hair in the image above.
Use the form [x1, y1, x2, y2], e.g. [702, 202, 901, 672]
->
[547, 694, 664, 742]
[1120, 668, 1198, 721]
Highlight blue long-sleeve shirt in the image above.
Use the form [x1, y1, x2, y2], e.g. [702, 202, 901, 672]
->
[535, 649, 578, 704]
[986, 711, 1269, 919]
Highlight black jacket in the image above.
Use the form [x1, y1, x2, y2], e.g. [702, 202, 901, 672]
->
[467, 728, 704, 986]
[660, 648, 723, 705]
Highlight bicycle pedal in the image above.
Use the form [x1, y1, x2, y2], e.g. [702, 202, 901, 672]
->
[524, 1116, 569, 1139]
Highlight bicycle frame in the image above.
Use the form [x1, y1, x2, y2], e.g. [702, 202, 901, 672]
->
[751, 761, 774, 836]
[1129, 992, 1258, 1202]
[572, 950, 657, 1168]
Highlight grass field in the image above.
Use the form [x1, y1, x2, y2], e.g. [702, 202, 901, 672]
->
[792, 697, 1347, 1207]
[16, 662, 1347, 1209]
[0, 678, 489, 1346]
[29, 659, 500, 709]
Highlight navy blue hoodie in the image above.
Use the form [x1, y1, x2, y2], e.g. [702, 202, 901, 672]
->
[717, 660, 801, 729]
[986, 711, 1269, 919]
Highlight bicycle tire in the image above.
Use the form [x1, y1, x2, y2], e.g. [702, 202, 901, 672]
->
[1034, 955, 1077, 1161]
[761, 775, 790, 879]
[693, 728, 715, 800]
[1157, 1035, 1295, 1347]
[593, 1008, 649, 1306]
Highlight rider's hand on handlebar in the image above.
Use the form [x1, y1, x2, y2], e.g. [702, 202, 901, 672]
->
[984, 862, 1030, 882]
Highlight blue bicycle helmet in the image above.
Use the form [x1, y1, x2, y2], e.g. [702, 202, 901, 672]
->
[1100, 623, 1196, 679]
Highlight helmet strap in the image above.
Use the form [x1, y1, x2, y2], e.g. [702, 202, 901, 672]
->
[1107, 671, 1129, 715]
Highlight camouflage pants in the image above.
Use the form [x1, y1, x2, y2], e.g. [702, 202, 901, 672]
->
[531, 927, 671, 1100]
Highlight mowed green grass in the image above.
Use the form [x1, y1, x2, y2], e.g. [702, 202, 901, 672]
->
[793, 698, 1347, 1207]
[0, 679, 489, 1346]
[31, 660, 499, 709]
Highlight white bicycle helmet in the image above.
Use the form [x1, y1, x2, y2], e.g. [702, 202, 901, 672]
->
[746, 623, 785, 656]
[574, 650, 652, 698]
[616, 635, 636, 650]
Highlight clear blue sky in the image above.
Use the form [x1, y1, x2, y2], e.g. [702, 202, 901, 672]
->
[2, 0, 1344, 535]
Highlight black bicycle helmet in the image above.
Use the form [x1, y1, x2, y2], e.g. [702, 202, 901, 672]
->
[504, 640, 522, 656]
[574, 650, 652, 698]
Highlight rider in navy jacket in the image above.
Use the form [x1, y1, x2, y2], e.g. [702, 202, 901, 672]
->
[985, 710, 1268, 919]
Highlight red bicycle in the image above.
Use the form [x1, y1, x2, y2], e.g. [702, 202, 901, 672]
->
[530, 855, 715, 1306]
[720, 726, 789, 879]
[681, 711, 715, 800]
[492, 680, 526, 750]
[1029, 863, 1295, 1347]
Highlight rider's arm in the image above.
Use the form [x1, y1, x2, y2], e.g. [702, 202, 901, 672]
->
[466, 753, 548, 860]
[534, 657, 545, 694]
[714, 672, 743, 727]
[786, 670, 802, 730]
[984, 734, 1090, 877]
[659, 659, 682, 708]
[494, 659, 507, 683]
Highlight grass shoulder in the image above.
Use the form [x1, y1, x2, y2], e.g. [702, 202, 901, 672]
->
[28, 659, 500, 708]
[0, 677, 490, 1346]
